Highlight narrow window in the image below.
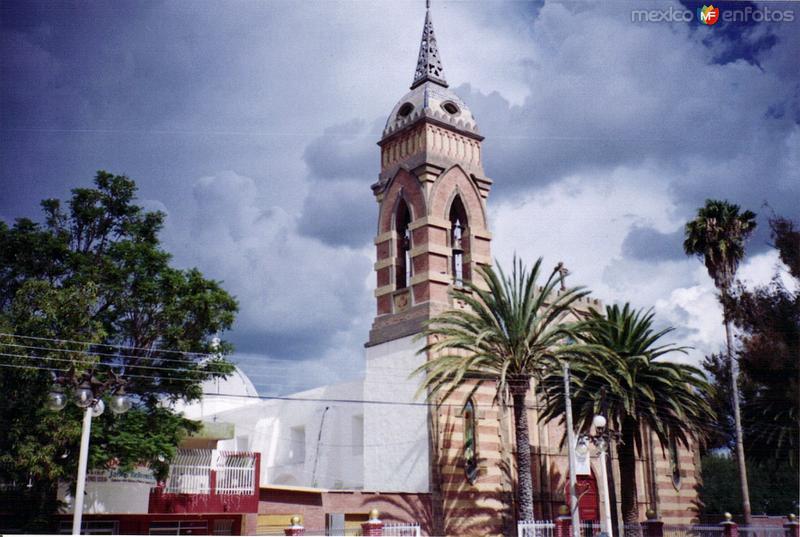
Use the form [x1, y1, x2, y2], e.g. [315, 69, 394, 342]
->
[290, 426, 306, 463]
[668, 437, 681, 490]
[463, 399, 478, 483]
[351, 415, 364, 456]
[396, 200, 412, 289]
[449, 196, 469, 285]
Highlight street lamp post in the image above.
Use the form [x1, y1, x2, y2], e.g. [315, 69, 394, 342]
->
[580, 415, 616, 537]
[48, 369, 131, 535]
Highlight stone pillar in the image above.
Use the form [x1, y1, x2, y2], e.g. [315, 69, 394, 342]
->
[785, 514, 799, 537]
[284, 516, 304, 536]
[362, 509, 384, 537]
[555, 506, 573, 537]
[721, 513, 738, 537]
[642, 510, 664, 537]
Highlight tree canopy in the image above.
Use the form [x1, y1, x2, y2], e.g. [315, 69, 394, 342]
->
[683, 199, 757, 294]
[415, 257, 591, 523]
[0, 171, 238, 531]
[706, 216, 799, 467]
[539, 304, 715, 527]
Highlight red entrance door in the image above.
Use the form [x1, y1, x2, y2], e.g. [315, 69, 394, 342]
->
[566, 475, 600, 521]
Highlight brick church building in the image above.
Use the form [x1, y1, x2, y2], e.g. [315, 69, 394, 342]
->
[364, 1, 702, 533]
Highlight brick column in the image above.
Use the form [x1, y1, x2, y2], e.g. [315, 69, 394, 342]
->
[284, 516, 305, 536]
[362, 509, 384, 537]
[555, 506, 573, 537]
[721, 513, 738, 537]
[642, 510, 664, 537]
[785, 514, 799, 537]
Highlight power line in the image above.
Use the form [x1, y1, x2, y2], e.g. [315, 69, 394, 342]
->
[0, 332, 207, 357]
[0, 360, 789, 437]
[0, 344, 434, 384]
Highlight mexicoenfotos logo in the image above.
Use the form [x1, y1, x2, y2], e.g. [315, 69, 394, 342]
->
[698, 5, 720, 25]
[631, 5, 794, 24]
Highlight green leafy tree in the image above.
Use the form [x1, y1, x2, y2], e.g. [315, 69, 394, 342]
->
[701, 353, 736, 451]
[684, 199, 757, 523]
[0, 172, 238, 532]
[699, 453, 797, 515]
[413, 258, 591, 522]
[727, 216, 799, 467]
[539, 304, 715, 532]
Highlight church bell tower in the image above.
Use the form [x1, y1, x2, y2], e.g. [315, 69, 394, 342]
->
[368, 0, 493, 346]
[362, 6, 513, 535]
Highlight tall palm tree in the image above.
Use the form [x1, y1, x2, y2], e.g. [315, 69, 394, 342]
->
[684, 199, 757, 523]
[414, 257, 591, 522]
[539, 304, 714, 532]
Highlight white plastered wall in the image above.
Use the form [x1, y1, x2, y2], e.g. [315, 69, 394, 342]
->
[363, 334, 430, 492]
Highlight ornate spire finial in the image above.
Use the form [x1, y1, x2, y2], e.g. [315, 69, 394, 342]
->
[411, 0, 448, 89]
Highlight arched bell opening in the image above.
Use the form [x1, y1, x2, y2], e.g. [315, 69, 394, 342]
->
[395, 199, 412, 290]
[448, 195, 470, 286]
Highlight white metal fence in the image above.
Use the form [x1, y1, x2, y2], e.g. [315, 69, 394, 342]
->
[518, 519, 556, 537]
[163, 449, 256, 495]
[520, 521, 785, 537]
[215, 451, 257, 494]
[739, 527, 789, 537]
[383, 522, 422, 536]
[164, 449, 213, 493]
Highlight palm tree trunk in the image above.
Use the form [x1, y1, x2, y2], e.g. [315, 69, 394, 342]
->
[618, 417, 640, 537]
[512, 385, 535, 522]
[725, 320, 752, 524]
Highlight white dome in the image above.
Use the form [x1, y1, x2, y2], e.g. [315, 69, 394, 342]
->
[383, 81, 480, 139]
[202, 365, 258, 398]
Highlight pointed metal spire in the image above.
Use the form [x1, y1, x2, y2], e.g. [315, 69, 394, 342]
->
[411, 0, 448, 89]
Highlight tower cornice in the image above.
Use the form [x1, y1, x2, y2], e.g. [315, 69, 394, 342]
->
[378, 116, 484, 148]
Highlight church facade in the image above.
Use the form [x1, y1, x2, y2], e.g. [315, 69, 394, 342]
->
[362, 2, 703, 534]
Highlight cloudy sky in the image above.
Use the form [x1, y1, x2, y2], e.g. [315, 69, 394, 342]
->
[2, 0, 798, 395]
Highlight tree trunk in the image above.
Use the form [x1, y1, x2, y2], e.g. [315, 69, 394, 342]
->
[618, 417, 640, 537]
[725, 319, 752, 524]
[512, 385, 534, 522]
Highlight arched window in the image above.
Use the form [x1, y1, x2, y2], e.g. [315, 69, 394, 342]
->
[463, 398, 478, 483]
[395, 199, 412, 289]
[449, 196, 469, 286]
[668, 437, 681, 490]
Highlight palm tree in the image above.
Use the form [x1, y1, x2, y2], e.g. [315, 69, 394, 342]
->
[414, 257, 591, 522]
[684, 199, 757, 523]
[539, 304, 714, 532]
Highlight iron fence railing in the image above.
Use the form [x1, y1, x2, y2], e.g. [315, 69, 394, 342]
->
[215, 451, 256, 495]
[164, 449, 213, 494]
[163, 448, 257, 495]
[518, 521, 791, 537]
[518, 520, 556, 537]
[383, 522, 422, 536]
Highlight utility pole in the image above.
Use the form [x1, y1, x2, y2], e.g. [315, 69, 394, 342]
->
[563, 361, 581, 537]
[72, 407, 93, 535]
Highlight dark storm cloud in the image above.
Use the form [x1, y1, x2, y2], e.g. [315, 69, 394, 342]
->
[622, 226, 686, 262]
[2, 0, 799, 388]
[298, 180, 374, 247]
[297, 118, 384, 247]
[302, 120, 376, 181]
[230, 329, 333, 362]
[679, 0, 781, 67]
